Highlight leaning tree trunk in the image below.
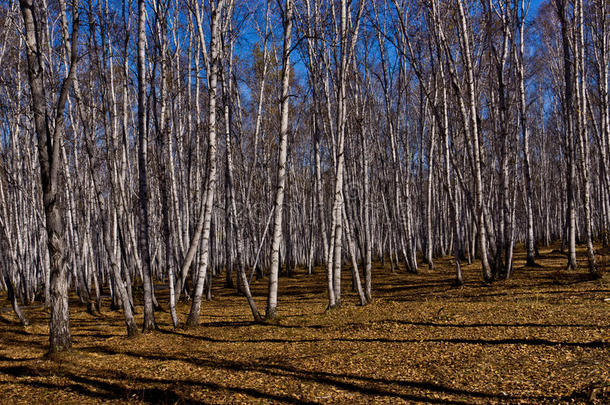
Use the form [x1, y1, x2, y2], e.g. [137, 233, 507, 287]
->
[0, 183, 29, 326]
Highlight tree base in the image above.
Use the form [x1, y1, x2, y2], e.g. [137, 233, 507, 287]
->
[265, 307, 278, 320]
[127, 325, 140, 338]
[452, 278, 464, 287]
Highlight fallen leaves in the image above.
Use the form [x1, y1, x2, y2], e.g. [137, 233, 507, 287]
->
[0, 243, 608, 404]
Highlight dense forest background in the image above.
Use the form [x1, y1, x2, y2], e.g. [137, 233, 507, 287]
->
[0, 0, 609, 355]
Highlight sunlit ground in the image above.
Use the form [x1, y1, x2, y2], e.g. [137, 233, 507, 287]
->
[1, 243, 609, 404]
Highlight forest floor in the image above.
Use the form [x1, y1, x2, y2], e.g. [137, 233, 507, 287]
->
[0, 244, 609, 404]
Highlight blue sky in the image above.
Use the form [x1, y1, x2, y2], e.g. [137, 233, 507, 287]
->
[528, 0, 545, 20]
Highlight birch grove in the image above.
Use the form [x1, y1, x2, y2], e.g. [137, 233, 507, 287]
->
[0, 0, 608, 353]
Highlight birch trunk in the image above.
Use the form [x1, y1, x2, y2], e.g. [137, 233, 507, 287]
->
[185, 0, 224, 327]
[266, 0, 293, 319]
[137, 0, 156, 332]
[19, 0, 79, 353]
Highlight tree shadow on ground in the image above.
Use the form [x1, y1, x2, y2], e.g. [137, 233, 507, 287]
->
[69, 347, 561, 404]
[357, 319, 608, 329]
[0, 364, 318, 405]
[150, 329, 608, 349]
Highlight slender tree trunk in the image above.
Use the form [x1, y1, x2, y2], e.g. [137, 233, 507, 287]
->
[266, 0, 293, 320]
[136, 0, 156, 332]
[556, 0, 578, 270]
[457, 0, 493, 281]
[516, 0, 537, 266]
[185, 0, 224, 327]
[574, 0, 598, 276]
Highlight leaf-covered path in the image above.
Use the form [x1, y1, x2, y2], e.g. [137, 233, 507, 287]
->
[1, 245, 609, 404]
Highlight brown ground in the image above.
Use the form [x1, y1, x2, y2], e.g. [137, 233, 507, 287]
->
[1, 244, 609, 404]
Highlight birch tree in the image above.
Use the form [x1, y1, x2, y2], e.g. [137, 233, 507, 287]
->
[266, 0, 293, 320]
[19, 0, 80, 353]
